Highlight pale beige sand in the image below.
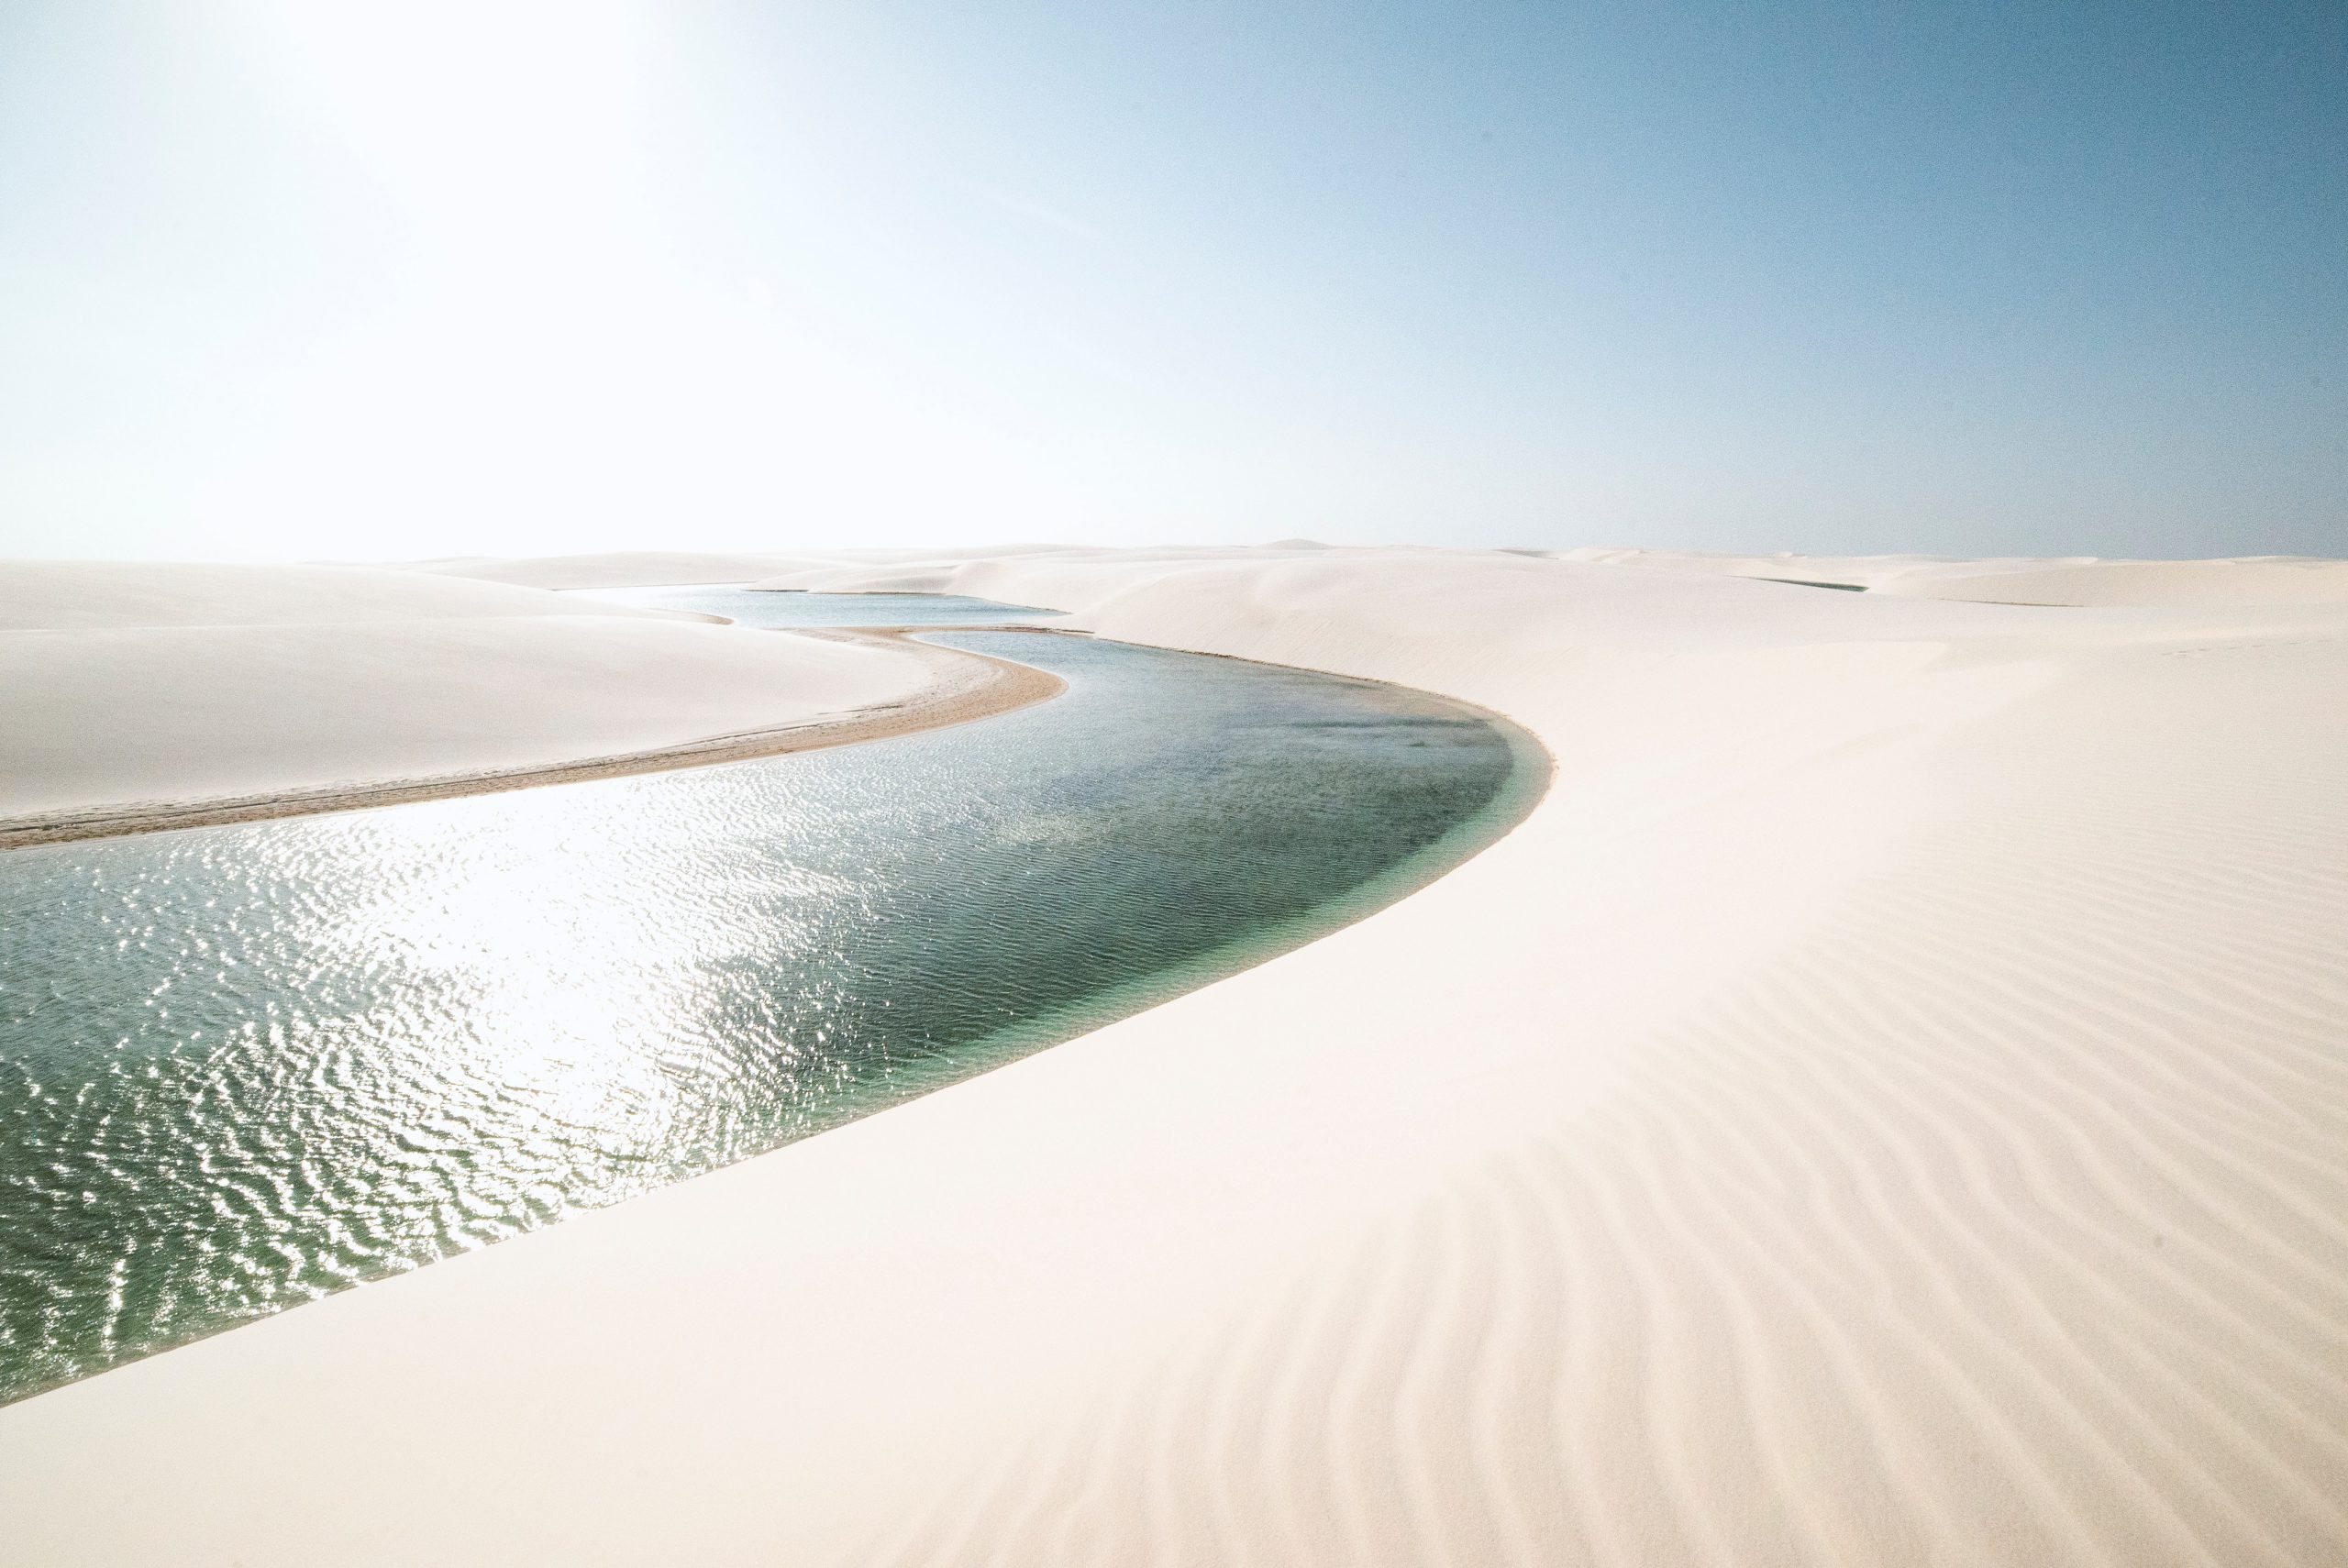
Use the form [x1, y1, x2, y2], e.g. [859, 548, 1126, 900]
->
[4, 548, 2345, 1567]
[0, 563, 969, 831]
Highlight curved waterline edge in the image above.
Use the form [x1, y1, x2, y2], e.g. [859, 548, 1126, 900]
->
[772, 664, 1556, 1144]
[0, 635, 1550, 1408]
[0, 630, 1065, 852]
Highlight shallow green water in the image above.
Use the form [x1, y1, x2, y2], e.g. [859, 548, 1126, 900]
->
[0, 606, 1540, 1405]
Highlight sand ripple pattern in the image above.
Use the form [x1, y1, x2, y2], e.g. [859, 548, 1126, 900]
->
[0, 630, 1531, 1405]
[861, 679, 2348, 1565]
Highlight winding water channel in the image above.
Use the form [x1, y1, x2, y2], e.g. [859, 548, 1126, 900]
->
[0, 593, 1542, 1404]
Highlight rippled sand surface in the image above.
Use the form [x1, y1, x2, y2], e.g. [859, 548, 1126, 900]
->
[0, 625, 1535, 1403]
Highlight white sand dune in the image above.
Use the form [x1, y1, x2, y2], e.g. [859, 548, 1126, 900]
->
[0, 562, 946, 828]
[3, 547, 2344, 1567]
[0, 560, 676, 629]
[1554, 547, 2348, 606]
[1872, 556, 2348, 606]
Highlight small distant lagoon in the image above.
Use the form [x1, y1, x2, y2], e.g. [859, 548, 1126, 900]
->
[576, 582, 1066, 626]
[0, 593, 1542, 1404]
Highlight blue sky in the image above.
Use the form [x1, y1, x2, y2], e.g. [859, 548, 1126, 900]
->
[1, 1, 2341, 559]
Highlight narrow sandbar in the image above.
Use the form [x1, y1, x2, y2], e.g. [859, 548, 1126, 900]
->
[0, 629, 1061, 849]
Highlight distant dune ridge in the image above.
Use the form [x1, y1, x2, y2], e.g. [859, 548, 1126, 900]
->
[1551, 546, 2348, 605]
[2, 546, 2345, 1567]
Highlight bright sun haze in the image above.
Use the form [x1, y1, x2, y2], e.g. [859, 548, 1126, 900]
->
[0, 0, 2341, 560]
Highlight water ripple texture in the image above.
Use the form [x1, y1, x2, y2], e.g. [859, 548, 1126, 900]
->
[0, 620, 1538, 1406]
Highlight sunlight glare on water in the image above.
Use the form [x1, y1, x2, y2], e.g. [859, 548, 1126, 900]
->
[0, 617, 1540, 1404]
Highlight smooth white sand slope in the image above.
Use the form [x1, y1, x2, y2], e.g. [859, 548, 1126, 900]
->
[3, 548, 2344, 1567]
[0, 561, 685, 629]
[1556, 547, 2348, 605]
[0, 562, 943, 826]
[1874, 556, 2348, 606]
